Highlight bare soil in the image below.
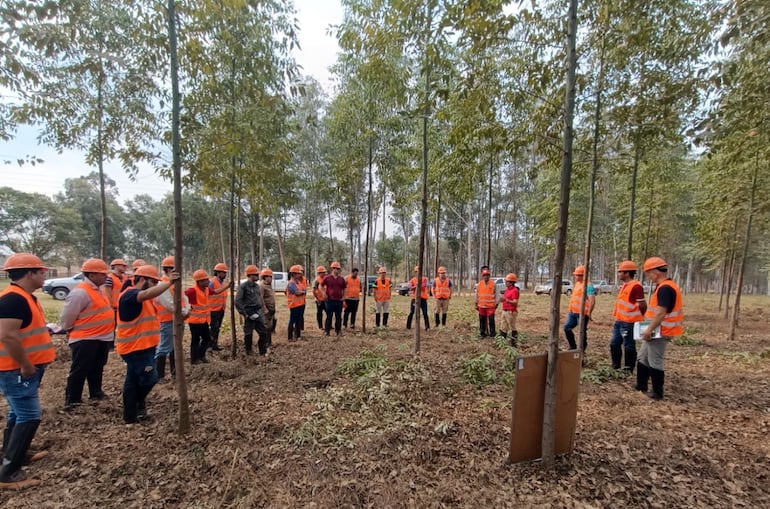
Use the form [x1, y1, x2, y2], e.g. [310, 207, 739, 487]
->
[3, 292, 769, 508]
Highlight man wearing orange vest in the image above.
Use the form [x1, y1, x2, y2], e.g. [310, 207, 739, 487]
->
[59, 258, 114, 410]
[373, 267, 391, 329]
[312, 266, 327, 330]
[0, 253, 56, 489]
[563, 265, 595, 351]
[185, 270, 213, 364]
[432, 266, 453, 329]
[117, 264, 179, 424]
[286, 265, 307, 341]
[342, 268, 362, 329]
[208, 263, 231, 352]
[154, 256, 190, 382]
[475, 267, 499, 337]
[636, 257, 682, 400]
[103, 258, 128, 313]
[235, 265, 269, 355]
[407, 266, 431, 331]
[610, 261, 646, 372]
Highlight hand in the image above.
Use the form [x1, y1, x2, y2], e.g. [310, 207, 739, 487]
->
[249, 313, 260, 320]
[20, 364, 36, 378]
[168, 271, 181, 281]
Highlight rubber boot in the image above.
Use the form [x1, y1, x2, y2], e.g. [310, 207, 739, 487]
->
[500, 331, 508, 342]
[64, 375, 84, 410]
[479, 315, 487, 337]
[123, 388, 139, 424]
[288, 329, 294, 342]
[169, 352, 176, 378]
[623, 349, 637, 373]
[435, 313, 440, 328]
[406, 313, 413, 330]
[648, 368, 664, 400]
[0, 420, 41, 489]
[244, 333, 253, 354]
[610, 344, 623, 370]
[511, 330, 518, 347]
[442, 313, 447, 326]
[634, 362, 649, 392]
[383, 313, 389, 328]
[156, 356, 166, 380]
[375, 313, 381, 328]
[1, 422, 12, 454]
[565, 329, 577, 350]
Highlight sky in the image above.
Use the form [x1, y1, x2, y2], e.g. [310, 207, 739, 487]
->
[0, 0, 344, 202]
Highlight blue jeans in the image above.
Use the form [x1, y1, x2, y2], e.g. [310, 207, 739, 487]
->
[0, 365, 47, 424]
[156, 321, 174, 357]
[610, 321, 635, 351]
[121, 347, 158, 392]
[564, 312, 588, 351]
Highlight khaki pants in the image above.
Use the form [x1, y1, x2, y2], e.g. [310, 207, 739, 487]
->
[375, 300, 390, 314]
[500, 310, 518, 333]
[434, 298, 449, 314]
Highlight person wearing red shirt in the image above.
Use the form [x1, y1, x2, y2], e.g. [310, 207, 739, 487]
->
[500, 273, 520, 346]
[321, 262, 346, 337]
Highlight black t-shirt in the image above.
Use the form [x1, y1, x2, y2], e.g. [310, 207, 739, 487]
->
[0, 286, 33, 328]
[656, 282, 677, 313]
[118, 289, 143, 323]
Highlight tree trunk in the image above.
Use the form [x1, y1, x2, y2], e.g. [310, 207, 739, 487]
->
[486, 156, 493, 267]
[434, 187, 441, 274]
[230, 171, 237, 358]
[363, 137, 374, 333]
[626, 136, 641, 260]
[543, 0, 578, 466]
[96, 73, 107, 261]
[275, 211, 286, 271]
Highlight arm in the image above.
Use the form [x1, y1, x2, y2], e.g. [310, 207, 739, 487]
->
[211, 280, 231, 294]
[0, 318, 35, 377]
[59, 289, 89, 331]
[137, 272, 180, 302]
[235, 284, 246, 315]
[641, 305, 666, 341]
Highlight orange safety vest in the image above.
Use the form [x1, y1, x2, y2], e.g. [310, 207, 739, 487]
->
[411, 277, 430, 301]
[344, 275, 361, 299]
[476, 279, 496, 309]
[286, 279, 306, 309]
[104, 272, 125, 309]
[0, 285, 55, 370]
[569, 281, 592, 314]
[646, 279, 683, 337]
[613, 280, 644, 323]
[187, 286, 210, 324]
[68, 282, 115, 340]
[115, 290, 160, 355]
[156, 276, 174, 323]
[433, 278, 451, 299]
[374, 277, 391, 302]
[209, 276, 226, 312]
[313, 275, 325, 302]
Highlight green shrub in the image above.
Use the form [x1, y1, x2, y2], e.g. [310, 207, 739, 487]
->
[336, 346, 387, 377]
[460, 353, 497, 387]
[580, 364, 631, 384]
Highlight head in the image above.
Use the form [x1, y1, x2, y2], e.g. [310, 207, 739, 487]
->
[193, 269, 210, 289]
[351, 268, 359, 279]
[481, 268, 490, 280]
[643, 257, 668, 283]
[378, 267, 386, 279]
[505, 273, 517, 287]
[110, 259, 127, 275]
[213, 263, 228, 279]
[289, 264, 303, 280]
[161, 256, 175, 275]
[331, 262, 341, 275]
[438, 266, 447, 280]
[133, 265, 161, 290]
[573, 265, 585, 282]
[4, 253, 48, 290]
[617, 260, 637, 283]
[316, 266, 327, 278]
[81, 258, 109, 287]
[260, 268, 273, 282]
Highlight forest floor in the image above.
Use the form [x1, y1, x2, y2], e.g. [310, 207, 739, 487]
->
[3, 289, 769, 508]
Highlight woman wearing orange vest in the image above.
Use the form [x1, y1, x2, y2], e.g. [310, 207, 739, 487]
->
[117, 264, 178, 424]
[373, 267, 391, 329]
[59, 258, 115, 409]
[342, 268, 362, 329]
[313, 266, 327, 329]
[636, 257, 683, 400]
[563, 265, 595, 351]
[286, 265, 307, 341]
[208, 263, 231, 352]
[0, 253, 56, 489]
[475, 267, 499, 337]
[406, 266, 431, 331]
[185, 270, 213, 364]
[432, 266, 453, 328]
[610, 261, 647, 372]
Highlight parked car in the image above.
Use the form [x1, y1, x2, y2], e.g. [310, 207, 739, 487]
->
[42, 273, 84, 300]
[366, 275, 378, 296]
[534, 279, 573, 296]
[593, 280, 615, 295]
[240, 271, 289, 293]
[396, 281, 411, 296]
[476, 277, 523, 295]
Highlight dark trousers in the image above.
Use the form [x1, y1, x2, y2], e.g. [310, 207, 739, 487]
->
[288, 306, 304, 340]
[564, 312, 588, 351]
[316, 301, 326, 329]
[244, 316, 268, 354]
[406, 299, 430, 330]
[325, 300, 343, 334]
[66, 340, 110, 404]
[343, 299, 360, 327]
[189, 322, 211, 362]
[120, 347, 157, 423]
[209, 309, 225, 345]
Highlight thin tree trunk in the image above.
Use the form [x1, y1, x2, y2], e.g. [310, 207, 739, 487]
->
[275, 212, 286, 271]
[414, 43, 431, 355]
[434, 188, 441, 274]
[718, 255, 728, 311]
[626, 136, 641, 260]
[486, 156, 493, 267]
[230, 171, 237, 357]
[543, 0, 578, 466]
[363, 138, 374, 333]
[724, 224, 738, 319]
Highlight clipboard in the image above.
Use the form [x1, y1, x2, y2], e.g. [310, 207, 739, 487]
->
[634, 320, 661, 340]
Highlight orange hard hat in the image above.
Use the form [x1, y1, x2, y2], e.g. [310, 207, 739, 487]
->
[132, 259, 147, 269]
[573, 265, 585, 276]
[330, 261, 341, 269]
[161, 256, 175, 268]
[134, 265, 160, 281]
[438, 266, 447, 273]
[3, 253, 47, 271]
[618, 260, 638, 272]
[289, 264, 302, 274]
[378, 267, 387, 274]
[193, 269, 210, 281]
[481, 269, 491, 276]
[505, 273, 517, 282]
[260, 268, 273, 277]
[245, 265, 260, 276]
[110, 258, 127, 267]
[643, 257, 668, 272]
[316, 265, 327, 274]
[81, 258, 109, 274]
[213, 263, 228, 272]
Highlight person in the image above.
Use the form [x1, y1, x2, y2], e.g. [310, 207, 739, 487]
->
[610, 260, 646, 372]
[154, 256, 189, 382]
[343, 267, 362, 329]
[235, 265, 269, 355]
[59, 258, 114, 409]
[432, 266, 453, 328]
[475, 268, 499, 337]
[321, 262, 346, 337]
[103, 258, 128, 313]
[406, 266, 430, 331]
[312, 266, 327, 329]
[636, 257, 683, 400]
[258, 268, 276, 348]
[373, 267, 391, 329]
[500, 273, 520, 346]
[208, 263, 231, 351]
[286, 265, 307, 341]
[0, 253, 56, 489]
[185, 270, 213, 364]
[116, 264, 178, 423]
[120, 259, 147, 292]
[297, 266, 307, 332]
[563, 265, 595, 351]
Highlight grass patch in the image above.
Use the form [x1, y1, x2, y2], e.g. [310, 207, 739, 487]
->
[673, 336, 706, 346]
[460, 353, 497, 387]
[580, 364, 631, 384]
[335, 346, 387, 377]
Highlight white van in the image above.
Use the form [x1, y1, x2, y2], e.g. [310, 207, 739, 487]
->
[238, 271, 289, 293]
